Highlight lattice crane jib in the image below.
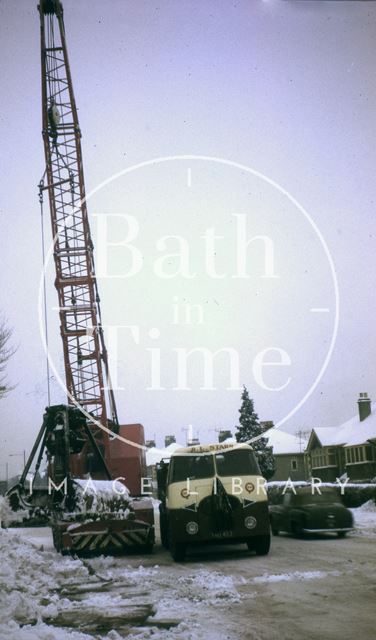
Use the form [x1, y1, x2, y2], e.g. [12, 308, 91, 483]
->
[38, 0, 118, 453]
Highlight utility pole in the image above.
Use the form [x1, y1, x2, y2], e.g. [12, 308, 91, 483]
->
[9, 452, 26, 473]
[295, 430, 310, 453]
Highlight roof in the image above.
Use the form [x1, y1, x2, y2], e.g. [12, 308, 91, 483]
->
[264, 428, 308, 454]
[145, 442, 183, 466]
[310, 402, 376, 448]
[310, 427, 343, 447]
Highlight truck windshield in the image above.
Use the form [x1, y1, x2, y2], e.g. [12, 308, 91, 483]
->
[170, 454, 215, 483]
[215, 449, 260, 476]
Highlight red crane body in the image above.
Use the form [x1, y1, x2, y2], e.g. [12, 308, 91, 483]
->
[38, 0, 146, 493]
[7, 1, 154, 554]
[39, 0, 115, 440]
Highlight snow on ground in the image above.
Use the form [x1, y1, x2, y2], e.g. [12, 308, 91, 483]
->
[0, 529, 242, 639]
[0, 529, 92, 639]
[252, 570, 341, 584]
[351, 500, 376, 538]
[1, 499, 375, 639]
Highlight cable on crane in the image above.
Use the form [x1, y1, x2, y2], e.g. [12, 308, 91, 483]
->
[38, 175, 51, 406]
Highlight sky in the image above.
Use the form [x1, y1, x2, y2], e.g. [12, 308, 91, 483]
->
[1, 0, 375, 478]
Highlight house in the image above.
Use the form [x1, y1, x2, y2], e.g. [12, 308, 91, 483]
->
[305, 393, 376, 482]
[264, 428, 308, 481]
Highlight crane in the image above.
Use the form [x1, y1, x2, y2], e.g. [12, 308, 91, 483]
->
[6, 0, 155, 555]
[39, 0, 117, 455]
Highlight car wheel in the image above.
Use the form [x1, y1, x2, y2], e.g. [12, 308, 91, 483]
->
[291, 521, 303, 538]
[270, 517, 279, 536]
[337, 531, 347, 538]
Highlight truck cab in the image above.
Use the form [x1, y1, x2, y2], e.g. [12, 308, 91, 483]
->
[157, 442, 271, 561]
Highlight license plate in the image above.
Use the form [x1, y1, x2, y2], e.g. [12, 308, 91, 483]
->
[210, 530, 233, 538]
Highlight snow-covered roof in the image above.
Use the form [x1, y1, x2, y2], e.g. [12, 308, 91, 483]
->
[311, 427, 343, 446]
[311, 402, 376, 448]
[264, 428, 308, 454]
[342, 405, 376, 446]
[145, 442, 183, 466]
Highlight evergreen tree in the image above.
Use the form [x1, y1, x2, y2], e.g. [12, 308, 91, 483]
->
[235, 386, 275, 480]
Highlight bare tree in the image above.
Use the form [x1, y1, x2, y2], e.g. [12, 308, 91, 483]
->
[0, 318, 16, 398]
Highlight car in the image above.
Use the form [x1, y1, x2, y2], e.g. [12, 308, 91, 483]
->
[269, 486, 354, 537]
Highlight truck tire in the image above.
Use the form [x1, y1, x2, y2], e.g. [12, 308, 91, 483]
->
[51, 525, 60, 552]
[248, 534, 271, 556]
[170, 542, 186, 562]
[51, 524, 70, 555]
[159, 505, 169, 549]
[143, 527, 155, 553]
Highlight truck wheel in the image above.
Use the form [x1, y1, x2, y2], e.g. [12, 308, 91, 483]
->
[170, 542, 186, 562]
[159, 507, 169, 549]
[52, 525, 62, 553]
[248, 534, 271, 556]
[52, 525, 69, 555]
[143, 529, 155, 553]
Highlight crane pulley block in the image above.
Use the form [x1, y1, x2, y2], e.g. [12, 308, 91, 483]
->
[39, 0, 63, 16]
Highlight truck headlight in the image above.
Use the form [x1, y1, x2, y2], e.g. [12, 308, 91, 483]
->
[244, 516, 257, 529]
[186, 521, 199, 535]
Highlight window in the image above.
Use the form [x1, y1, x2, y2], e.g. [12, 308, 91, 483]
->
[291, 459, 298, 471]
[345, 446, 369, 464]
[215, 449, 260, 476]
[311, 448, 327, 468]
[311, 446, 338, 468]
[293, 488, 341, 506]
[169, 454, 214, 483]
[365, 445, 373, 461]
[283, 493, 292, 506]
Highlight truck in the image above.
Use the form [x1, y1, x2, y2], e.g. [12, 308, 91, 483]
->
[157, 442, 271, 561]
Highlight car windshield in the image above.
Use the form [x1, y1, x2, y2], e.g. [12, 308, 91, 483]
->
[215, 449, 260, 476]
[169, 454, 215, 483]
[292, 490, 341, 506]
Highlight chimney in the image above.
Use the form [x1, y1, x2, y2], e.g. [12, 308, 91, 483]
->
[358, 392, 371, 422]
[164, 435, 176, 448]
[218, 429, 232, 443]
